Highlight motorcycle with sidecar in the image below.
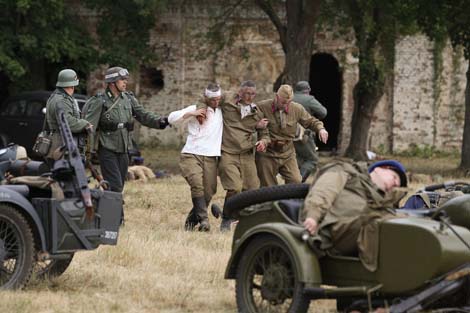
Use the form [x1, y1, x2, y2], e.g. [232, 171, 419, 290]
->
[224, 183, 470, 312]
[0, 107, 122, 289]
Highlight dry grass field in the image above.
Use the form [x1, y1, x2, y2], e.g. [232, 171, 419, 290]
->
[0, 148, 465, 313]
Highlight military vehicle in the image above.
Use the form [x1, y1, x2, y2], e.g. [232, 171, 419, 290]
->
[224, 183, 470, 312]
[0, 106, 122, 289]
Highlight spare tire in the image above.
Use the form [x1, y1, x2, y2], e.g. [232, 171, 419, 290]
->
[224, 183, 310, 219]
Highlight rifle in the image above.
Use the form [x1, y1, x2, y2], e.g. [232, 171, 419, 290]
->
[53, 107, 94, 220]
[85, 128, 109, 190]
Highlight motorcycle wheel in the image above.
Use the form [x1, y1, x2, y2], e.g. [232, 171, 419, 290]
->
[34, 253, 74, 279]
[0, 204, 35, 289]
[235, 234, 310, 313]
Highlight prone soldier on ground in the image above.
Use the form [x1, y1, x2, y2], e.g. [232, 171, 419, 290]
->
[84, 66, 170, 194]
[168, 83, 223, 232]
[255, 84, 328, 187]
[216, 80, 270, 232]
[293, 81, 327, 182]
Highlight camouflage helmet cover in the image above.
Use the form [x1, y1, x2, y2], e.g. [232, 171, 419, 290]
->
[56, 69, 79, 87]
[105, 67, 130, 83]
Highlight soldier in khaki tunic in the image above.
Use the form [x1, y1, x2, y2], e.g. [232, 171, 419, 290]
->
[218, 80, 270, 231]
[85, 67, 169, 193]
[256, 84, 328, 186]
[168, 83, 223, 232]
[46, 69, 93, 164]
[302, 159, 408, 271]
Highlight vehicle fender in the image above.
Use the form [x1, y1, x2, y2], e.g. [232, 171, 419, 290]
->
[0, 186, 47, 251]
[225, 223, 322, 285]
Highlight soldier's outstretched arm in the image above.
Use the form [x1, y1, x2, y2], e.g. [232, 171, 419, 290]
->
[61, 101, 89, 133]
[309, 96, 327, 120]
[129, 95, 168, 129]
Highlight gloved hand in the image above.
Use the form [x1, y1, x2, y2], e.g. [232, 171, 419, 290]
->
[158, 116, 170, 129]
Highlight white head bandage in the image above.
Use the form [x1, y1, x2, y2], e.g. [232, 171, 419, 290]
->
[205, 88, 221, 98]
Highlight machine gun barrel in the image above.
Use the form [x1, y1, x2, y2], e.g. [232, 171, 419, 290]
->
[55, 107, 94, 219]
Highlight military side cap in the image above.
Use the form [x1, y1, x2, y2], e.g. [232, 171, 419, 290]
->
[277, 84, 294, 101]
[294, 81, 311, 92]
[368, 159, 407, 187]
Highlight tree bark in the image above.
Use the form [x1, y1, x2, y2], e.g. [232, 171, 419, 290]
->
[255, 0, 320, 90]
[459, 61, 470, 170]
[345, 3, 385, 161]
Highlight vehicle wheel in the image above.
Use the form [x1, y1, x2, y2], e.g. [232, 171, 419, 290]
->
[0, 135, 8, 148]
[236, 234, 310, 313]
[225, 184, 310, 217]
[34, 253, 74, 279]
[0, 204, 35, 289]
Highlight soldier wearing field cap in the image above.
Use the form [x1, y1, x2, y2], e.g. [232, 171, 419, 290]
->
[302, 159, 408, 272]
[256, 84, 328, 186]
[293, 81, 327, 182]
[84, 66, 169, 193]
[46, 69, 92, 161]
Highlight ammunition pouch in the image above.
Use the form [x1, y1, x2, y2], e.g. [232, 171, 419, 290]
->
[100, 121, 134, 132]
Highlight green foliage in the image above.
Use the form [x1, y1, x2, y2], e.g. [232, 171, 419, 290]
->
[84, 0, 167, 69]
[397, 144, 460, 159]
[0, 0, 96, 87]
[0, 0, 167, 92]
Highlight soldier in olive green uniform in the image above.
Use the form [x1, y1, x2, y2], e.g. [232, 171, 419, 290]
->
[218, 80, 270, 231]
[46, 69, 92, 164]
[84, 67, 169, 193]
[293, 81, 327, 182]
[302, 159, 408, 271]
[256, 84, 328, 187]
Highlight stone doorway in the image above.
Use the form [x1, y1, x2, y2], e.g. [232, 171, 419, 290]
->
[309, 53, 342, 151]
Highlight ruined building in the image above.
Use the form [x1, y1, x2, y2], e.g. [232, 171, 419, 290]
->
[87, 2, 468, 154]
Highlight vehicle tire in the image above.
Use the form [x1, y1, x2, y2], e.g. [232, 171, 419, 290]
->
[0, 135, 8, 149]
[235, 234, 310, 313]
[225, 183, 310, 214]
[0, 204, 35, 289]
[34, 253, 74, 279]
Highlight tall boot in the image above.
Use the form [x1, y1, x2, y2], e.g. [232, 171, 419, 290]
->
[193, 196, 210, 232]
[184, 207, 199, 231]
[220, 190, 237, 232]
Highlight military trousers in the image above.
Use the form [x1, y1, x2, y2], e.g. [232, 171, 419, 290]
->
[98, 146, 129, 193]
[179, 153, 218, 205]
[255, 151, 302, 187]
[294, 135, 319, 178]
[219, 150, 259, 193]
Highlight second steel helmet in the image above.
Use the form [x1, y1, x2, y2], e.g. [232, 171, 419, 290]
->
[56, 69, 79, 87]
[105, 67, 130, 83]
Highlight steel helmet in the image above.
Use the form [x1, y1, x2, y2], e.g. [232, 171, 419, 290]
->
[56, 69, 79, 87]
[105, 67, 130, 83]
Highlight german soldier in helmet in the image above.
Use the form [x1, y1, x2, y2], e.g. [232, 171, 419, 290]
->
[84, 66, 169, 193]
[45, 69, 93, 164]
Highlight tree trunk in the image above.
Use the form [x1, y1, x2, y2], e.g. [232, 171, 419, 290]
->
[344, 3, 385, 161]
[459, 61, 470, 170]
[255, 0, 320, 91]
[345, 72, 384, 160]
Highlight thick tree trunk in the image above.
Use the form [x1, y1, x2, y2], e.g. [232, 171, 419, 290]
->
[459, 61, 470, 170]
[345, 75, 384, 160]
[256, 0, 320, 91]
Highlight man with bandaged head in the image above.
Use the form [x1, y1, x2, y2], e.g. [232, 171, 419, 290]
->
[168, 83, 223, 232]
[256, 84, 328, 186]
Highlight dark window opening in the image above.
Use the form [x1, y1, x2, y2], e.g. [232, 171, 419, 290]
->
[309, 53, 342, 151]
[140, 67, 164, 92]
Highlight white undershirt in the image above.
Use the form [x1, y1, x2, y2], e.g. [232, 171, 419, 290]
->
[168, 104, 223, 156]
